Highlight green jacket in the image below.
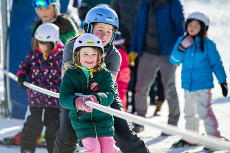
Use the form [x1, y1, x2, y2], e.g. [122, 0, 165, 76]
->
[59, 67, 115, 142]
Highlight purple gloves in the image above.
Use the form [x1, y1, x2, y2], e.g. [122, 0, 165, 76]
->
[179, 36, 194, 52]
[75, 95, 98, 112]
[221, 82, 228, 97]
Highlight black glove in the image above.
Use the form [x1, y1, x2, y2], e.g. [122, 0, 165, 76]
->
[17, 74, 27, 90]
[221, 82, 228, 97]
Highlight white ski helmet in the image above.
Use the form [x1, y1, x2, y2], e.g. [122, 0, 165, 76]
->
[33, 0, 60, 17]
[35, 23, 59, 43]
[187, 12, 210, 26]
[73, 34, 104, 54]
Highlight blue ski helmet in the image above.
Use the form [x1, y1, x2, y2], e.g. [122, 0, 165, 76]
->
[83, 6, 119, 45]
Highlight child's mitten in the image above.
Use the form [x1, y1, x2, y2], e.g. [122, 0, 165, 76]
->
[221, 82, 228, 97]
[75, 97, 93, 112]
[179, 36, 194, 51]
[17, 74, 27, 90]
[84, 95, 98, 104]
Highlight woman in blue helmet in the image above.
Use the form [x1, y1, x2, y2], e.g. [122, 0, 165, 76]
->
[53, 6, 150, 153]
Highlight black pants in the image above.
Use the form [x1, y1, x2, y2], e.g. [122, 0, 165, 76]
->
[20, 107, 60, 153]
[127, 58, 139, 113]
[53, 93, 149, 153]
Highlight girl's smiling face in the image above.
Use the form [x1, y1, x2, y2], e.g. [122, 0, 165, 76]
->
[93, 23, 113, 47]
[187, 20, 201, 36]
[80, 47, 98, 69]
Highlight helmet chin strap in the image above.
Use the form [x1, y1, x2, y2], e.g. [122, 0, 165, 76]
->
[83, 24, 93, 33]
[108, 32, 116, 45]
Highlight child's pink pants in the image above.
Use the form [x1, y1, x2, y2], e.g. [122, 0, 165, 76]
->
[81, 136, 118, 153]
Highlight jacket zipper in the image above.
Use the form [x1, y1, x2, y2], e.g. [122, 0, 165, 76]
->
[86, 72, 97, 138]
[91, 113, 97, 138]
[189, 44, 197, 91]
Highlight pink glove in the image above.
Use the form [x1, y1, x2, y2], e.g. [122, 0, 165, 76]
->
[83, 95, 98, 104]
[75, 97, 84, 110]
[83, 95, 98, 112]
[75, 97, 93, 112]
[82, 104, 93, 112]
[179, 36, 194, 51]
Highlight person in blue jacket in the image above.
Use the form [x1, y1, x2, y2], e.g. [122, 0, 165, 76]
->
[170, 12, 228, 147]
[128, 0, 185, 133]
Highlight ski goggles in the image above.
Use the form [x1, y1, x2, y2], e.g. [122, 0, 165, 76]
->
[33, 0, 55, 8]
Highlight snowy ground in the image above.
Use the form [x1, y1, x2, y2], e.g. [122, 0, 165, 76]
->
[1, 0, 230, 152]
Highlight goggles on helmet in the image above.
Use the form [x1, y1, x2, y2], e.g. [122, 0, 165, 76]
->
[33, 0, 56, 8]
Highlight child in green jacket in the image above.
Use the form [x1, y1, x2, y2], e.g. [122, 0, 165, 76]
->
[59, 33, 118, 153]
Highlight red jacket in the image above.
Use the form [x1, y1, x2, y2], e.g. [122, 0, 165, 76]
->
[116, 48, 131, 103]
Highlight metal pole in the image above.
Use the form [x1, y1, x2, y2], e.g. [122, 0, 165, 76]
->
[1, 0, 10, 118]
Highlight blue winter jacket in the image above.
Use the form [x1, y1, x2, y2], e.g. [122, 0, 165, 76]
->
[169, 36, 227, 91]
[130, 0, 184, 56]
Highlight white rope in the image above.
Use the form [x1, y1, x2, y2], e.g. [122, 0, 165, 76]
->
[1, 69, 59, 98]
[1, 68, 230, 151]
[86, 101, 230, 151]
